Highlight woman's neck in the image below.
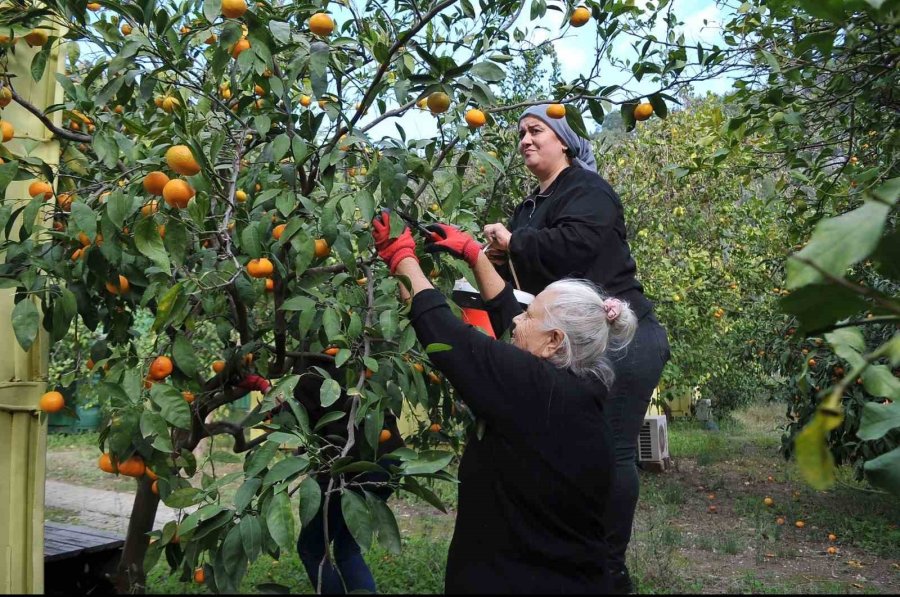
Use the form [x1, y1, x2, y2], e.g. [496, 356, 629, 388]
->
[538, 162, 570, 193]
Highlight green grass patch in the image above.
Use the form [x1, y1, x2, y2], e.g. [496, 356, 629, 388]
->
[46, 430, 101, 450]
[145, 533, 449, 594]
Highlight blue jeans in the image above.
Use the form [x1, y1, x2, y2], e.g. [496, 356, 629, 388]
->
[297, 489, 376, 594]
[297, 464, 396, 594]
[602, 313, 670, 571]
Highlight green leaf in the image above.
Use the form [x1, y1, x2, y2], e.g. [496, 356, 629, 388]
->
[309, 41, 329, 100]
[11, 299, 39, 351]
[871, 176, 900, 205]
[322, 307, 341, 340]
[172, 334, 199, 378]
[245, 442, 280, 477]
[862, 365, 900, 400]
[369, 497, 401, 555]
[203, 0, 221, 23]
[70, 202, 97, 239]
[163, 487, 204, 508]
[31, 45, 51, 81]
[401, 450, 454, 475]
[863, 447, 900, 496]
[0, 160, 19, 195]
[265, 491, 295, 552]
[340, 490, 373, 552]
[269, 21, 290, 44]
[379, 309, 398, 341]
[262, 456, 310, 486]
[648, 93, 668, 119]
[470, 61, 506, 82]
[234, 478, 262, 513]
[150, 384, 192, 430]
[313, 410, 345, 431]
[239, 514, 263, 562]
[241, 225, 262, 259]
[786, 200, 891, 289]
[320, 379, 341, 408]
[858, 401, 900, 441]
[280, 296, 315, 311]
[140, 410, 173, 452]
[564, 108, 589, 139]
[221, 524, 246, 572]
[424, 343, 452, 354]
[794, 412, 837, 490]
[107, 191, 132, 229]
[135, 216, 171, 274]
[780, 284, 868, 334]
[297, 477, 321, 527]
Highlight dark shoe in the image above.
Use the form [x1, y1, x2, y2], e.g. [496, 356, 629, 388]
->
[610, 568, 634, 595]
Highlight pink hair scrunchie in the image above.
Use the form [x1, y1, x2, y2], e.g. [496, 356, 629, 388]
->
[603, 298, 623, 323]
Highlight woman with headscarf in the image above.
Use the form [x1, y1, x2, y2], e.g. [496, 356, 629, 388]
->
[370, 210, 638, 593]
[482, 104, 671, 594]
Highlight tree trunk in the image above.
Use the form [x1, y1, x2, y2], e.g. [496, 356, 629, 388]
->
[114, 478, 159, 593]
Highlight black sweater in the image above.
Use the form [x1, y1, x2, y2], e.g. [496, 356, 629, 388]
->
[410, 284, 614, 594]
[501, 166, 653, 320]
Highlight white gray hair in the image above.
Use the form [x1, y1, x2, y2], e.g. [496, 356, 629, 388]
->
[540, 279, 638, 387]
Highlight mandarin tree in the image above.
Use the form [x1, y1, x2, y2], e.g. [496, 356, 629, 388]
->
[0, 0, 732, 592]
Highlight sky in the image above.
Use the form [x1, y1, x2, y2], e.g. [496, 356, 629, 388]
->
[364, 0, 736, 142]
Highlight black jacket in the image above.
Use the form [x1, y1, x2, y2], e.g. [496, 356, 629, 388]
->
[410, 284, 613, 594]
[500, 166, 653, 320]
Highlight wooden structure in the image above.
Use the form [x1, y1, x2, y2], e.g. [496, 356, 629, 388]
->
[0, 22, 66, 595]
[44, 523, 123, 595]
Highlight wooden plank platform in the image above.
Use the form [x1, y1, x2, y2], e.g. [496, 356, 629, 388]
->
[44, 522, 124, 594]
[44, 521, 124, 562]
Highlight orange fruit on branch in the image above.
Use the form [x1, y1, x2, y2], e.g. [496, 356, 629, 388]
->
[426, 92, 451, 114]
[265, 278, 275, 292]
[429, 422, 442, 433]
[142, 171, 170, 196]
[570, 6, 591, 27]
[39, 391, 65, 413]
[378, 429, 392, 443]
[140, 200, 159, 217]
[314, 238, 330, 258]
[247, 258, 274, 278]
[272, 224, 286, 240]
[633, 102, 654, 121]
[309, 13, 334, 36]
[212, 360, 226, 373]
[193, 567, 205, 584]
[323, 347, 340, 356]
[28, 181, 53, 199]
[98, 453, 117, 473]
[165, 145, 201, 176]
[162, 179, 196, 208]
[120, 23, 132, 35]
[0, 120, 14, 142]
[182, 390, 195, 403]
[24, 29, 48, 47]
[464, 108, 486, 128]
[545, 103, 566, 119]
[221, 0, 248, 19]
[149, 355, 174, 380]
[300, 95, 312, 107]
[105, 275, 130, 295]
[231, 37, 251, 59]
[151, 480, 159, 495]
[117, 456, 146, 477]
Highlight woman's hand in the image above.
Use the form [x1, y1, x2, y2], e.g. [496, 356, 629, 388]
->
[423, 223, 482, 268]
[371, 210, 418, 273]
[483, 223, 512, 251]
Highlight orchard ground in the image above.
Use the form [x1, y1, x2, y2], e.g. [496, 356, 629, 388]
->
[45, 402, 899, 594]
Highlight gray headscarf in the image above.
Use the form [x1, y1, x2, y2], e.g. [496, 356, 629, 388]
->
[518, 104, 597, 172]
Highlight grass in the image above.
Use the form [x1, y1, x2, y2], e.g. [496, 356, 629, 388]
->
[145, 534, 450, 594]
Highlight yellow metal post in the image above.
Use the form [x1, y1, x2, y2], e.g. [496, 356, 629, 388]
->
[0, 24, 66, 595]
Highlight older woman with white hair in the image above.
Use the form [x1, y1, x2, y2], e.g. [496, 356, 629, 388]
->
[371, 211, 637, 594]
[483, 105, 671, 594]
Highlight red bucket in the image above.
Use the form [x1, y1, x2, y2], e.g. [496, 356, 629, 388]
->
[452, 279, 534, 339]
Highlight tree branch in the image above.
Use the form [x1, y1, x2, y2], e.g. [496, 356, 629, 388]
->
[11, 88, 92, 143]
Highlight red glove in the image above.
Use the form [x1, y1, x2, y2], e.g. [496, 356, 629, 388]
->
[235, 375, 271, 395]
[424, 223, 482, 268]
[371, 210, 418, 273]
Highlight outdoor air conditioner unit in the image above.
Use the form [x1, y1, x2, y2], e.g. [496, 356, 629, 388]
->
[638, 415, 669, 463]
